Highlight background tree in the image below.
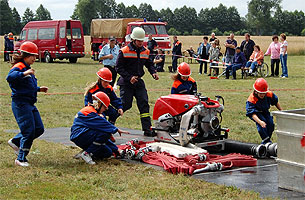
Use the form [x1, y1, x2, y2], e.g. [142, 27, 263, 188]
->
[0, 0, 13, 35]
[96, 0, 118, 18]
[35, 4, 52, 21]
[125, 5, 139, 18]
[173, 6, 198, 35]
[22, 7, 35, 26]
[12, 7, 22, 35]
[138, 3, 157, 21]
[71, 0, 98, 34]
[116, 2, 126, 18]
[159, 8, 174, 30]
[246, 0, 281, 35]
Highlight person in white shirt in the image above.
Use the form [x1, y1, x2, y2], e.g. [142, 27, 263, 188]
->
[279, 33, 288, 78]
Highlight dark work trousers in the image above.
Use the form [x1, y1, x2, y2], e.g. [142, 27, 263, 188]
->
[270, 59, 280, 76]
[104, 65, 117, 87]
[11, 100, 44, 162]
[119, 80, 151, 132]
[254, 113, 274, 144]
[199, 54, 209, 74]
[72, 129, 117, 159]
[172, 55, 179, 72]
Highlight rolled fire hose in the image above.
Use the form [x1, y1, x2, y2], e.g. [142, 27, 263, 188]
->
[224, 140, 267, 158]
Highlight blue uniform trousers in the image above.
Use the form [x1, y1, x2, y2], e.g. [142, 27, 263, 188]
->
[226, 63, 242, 79]
[11, 100, 44, 162]
[71, 129, 118, 159]
[103, 105, 120, 124]
[172, 55, 179, 72]
[255, 113, 274, 144]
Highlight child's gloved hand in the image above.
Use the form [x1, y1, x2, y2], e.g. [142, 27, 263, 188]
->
[118, 109, 124, 116]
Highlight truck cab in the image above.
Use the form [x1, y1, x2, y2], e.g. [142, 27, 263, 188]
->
[126, 21, 171, 51]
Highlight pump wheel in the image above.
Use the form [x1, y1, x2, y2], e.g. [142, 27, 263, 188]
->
[45, 53, 53, 63]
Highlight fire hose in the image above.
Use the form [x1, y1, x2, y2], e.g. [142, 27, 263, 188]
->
[118, 140, 257, 175]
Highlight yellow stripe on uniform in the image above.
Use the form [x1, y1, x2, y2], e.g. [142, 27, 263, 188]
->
[140, 113, 150, 118]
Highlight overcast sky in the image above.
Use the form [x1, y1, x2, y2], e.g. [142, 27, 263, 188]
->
[9, 0, 305, 20]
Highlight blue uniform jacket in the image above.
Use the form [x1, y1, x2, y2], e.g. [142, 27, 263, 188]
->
[233, 52, 247, 66]
[84, 82, 123, 109]
[171, 76, 197, 95]
[4, 35, 14, 50]
[70, 106, 118, 140]
[116, 43, 156, 85]
[172, 40, 182, 55]
[6, 61, 40, 104]
[246, 91, 278, 119]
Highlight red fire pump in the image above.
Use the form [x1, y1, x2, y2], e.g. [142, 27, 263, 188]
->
[152, 93, 229, 150]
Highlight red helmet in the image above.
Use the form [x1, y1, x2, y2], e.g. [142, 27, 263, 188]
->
[20, 42, 38, 55]
[177, 62, 191, 76]
[96, 68, 112, 82]
[93, 92, 110, 108]
[253, 78, 269, 93]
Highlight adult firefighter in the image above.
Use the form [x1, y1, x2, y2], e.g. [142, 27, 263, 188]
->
[4, 32, 14, 62]
[246, 78, 282, 144]
[6, 42, 49, 167]
[116, 27, 159, 137]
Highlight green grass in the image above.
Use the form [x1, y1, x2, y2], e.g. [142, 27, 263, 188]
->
[1, 56, 304, 199]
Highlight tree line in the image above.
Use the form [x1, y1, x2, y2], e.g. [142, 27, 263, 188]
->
[0, 0, 51, 35]
[1, 0, 305, 37]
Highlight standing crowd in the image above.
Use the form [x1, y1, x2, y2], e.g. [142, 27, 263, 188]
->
[6, 27, 286, 166]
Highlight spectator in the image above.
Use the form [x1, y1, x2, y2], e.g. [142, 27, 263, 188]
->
[209, 32, 217, 42]
[172, 35, 182, 72]
[224, 33, 237, 65]
[4, 32, 14, 62]
[240, 33, 256, 61]
[245, 45, 264, 75]
[280, 33, 288, 78]
[198, 36, 211, 74]
[208, 41, 220, 76]
[171, 62, 197, 95]
[116, 27, 159, 137]
[98, 37, 120, 86]
[184, 46, 195, 57]
[154, 49, 165, 72]
[147, 34, 158, 61]
[225, 47, 247, 80]
[265, 35, 281, 77]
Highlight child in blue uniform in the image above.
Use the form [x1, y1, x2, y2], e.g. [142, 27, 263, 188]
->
[171, 62, 197, 95]
[6, 42, 49, 167]
[246, 78, 282, 144]
[71, 92, 129, 165]
[84, 68, 123, 124]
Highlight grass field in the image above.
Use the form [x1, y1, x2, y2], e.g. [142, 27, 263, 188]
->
[0, 55, 304, 199]
[1, 35, 305, 56]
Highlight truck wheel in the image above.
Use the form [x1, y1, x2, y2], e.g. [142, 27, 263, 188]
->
[69, 57, 77, 63]
[45, 53, 53, 63]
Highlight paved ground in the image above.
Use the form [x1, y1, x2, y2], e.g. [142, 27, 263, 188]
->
[7, 127, 305, 199]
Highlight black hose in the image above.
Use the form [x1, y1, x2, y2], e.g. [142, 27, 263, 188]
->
[224, 140, 267, 158]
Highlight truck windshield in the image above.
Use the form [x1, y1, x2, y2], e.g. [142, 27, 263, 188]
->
[141, 25, 156, 35]
[20, 30, 27, 40]
[156, 25, 167, 35]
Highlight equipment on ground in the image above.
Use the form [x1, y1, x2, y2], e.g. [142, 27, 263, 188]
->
[153, 93, 229, 150]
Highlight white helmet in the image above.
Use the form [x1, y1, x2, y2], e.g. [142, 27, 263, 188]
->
[130, 27, 145, 41]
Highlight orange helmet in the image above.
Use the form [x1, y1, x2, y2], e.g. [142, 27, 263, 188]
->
[20, 41, 38, 55]
[177, 62, 191, 76]
[253, 78, 269, 93]
[93, 92, 110, 108]
[96, 68, 112, 82]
